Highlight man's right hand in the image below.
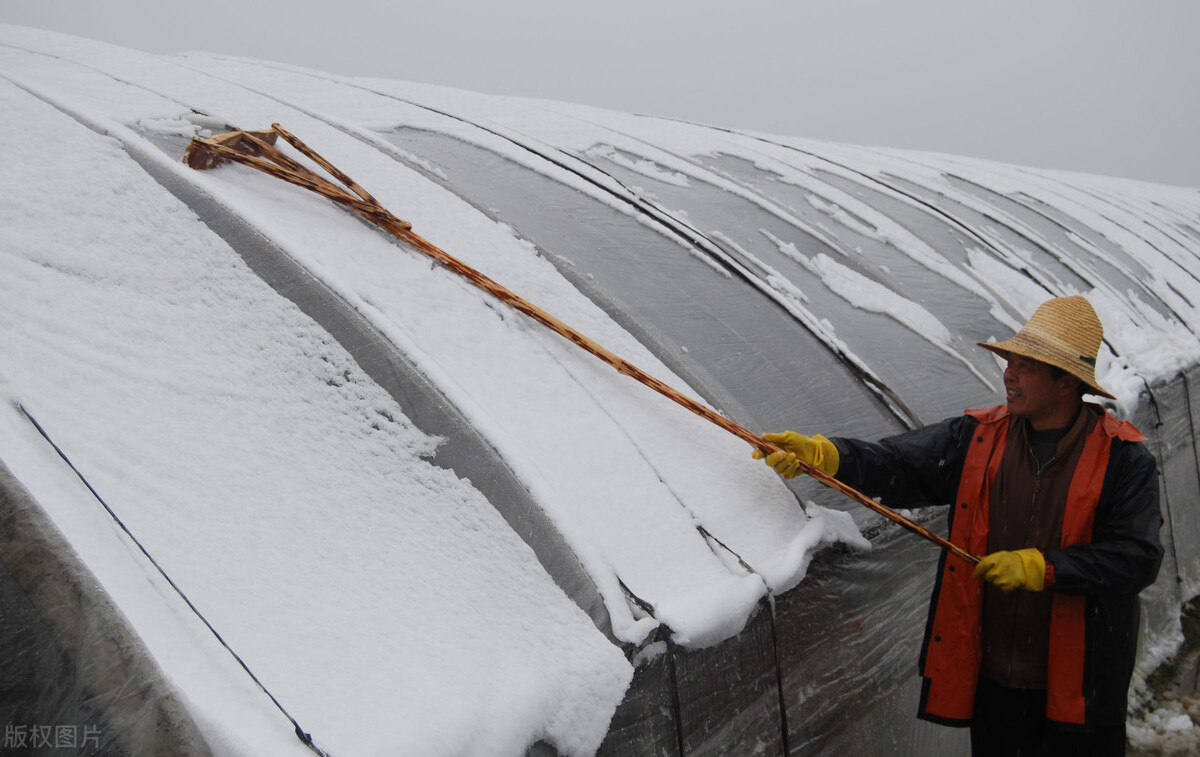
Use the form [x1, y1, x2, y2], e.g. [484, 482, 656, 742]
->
[752, 431, 839, 479]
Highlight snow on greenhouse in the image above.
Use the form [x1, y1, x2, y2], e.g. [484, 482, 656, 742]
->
[2, 24, 1200, 757]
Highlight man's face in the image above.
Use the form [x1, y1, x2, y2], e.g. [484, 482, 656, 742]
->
[1003, 354, 1078, 429]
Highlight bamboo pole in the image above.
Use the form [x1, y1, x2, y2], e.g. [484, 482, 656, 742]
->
[183, 125, 980, 567]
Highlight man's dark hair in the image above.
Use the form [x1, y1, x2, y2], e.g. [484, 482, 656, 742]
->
[1048, 365, 1088, 398]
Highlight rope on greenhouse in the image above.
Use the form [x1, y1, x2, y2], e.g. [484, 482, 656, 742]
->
[15, 402, 333, 757]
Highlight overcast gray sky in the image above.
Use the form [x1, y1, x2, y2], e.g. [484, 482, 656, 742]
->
[3, 0, 1197, 187]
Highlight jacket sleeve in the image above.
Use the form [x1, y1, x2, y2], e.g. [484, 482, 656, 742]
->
[1046, 439, 1164, 595]
[831, 415, 974, 510]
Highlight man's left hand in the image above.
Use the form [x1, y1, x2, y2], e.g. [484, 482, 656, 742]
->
[973, 548, 1046, 592]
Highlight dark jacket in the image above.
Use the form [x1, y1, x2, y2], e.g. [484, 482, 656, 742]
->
[832, 404, 1163, 728]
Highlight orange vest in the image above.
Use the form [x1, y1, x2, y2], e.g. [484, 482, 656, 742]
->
[919, 404, 1146, 725]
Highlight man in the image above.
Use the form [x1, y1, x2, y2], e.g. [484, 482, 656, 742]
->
[757, 296, 1162, 756]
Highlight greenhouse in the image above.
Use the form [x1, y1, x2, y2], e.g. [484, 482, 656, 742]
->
[2, 25, 1199, 756]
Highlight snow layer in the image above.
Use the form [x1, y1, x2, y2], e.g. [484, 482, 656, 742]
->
[175, 49, 1200, 418]
[0, 67, 635, 757]
[0, 25, 862, 757]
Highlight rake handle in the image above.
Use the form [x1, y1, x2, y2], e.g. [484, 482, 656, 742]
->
[389, 210, 980, 567]
[184, 126, 980, 567]
[399, 220, 974, 563]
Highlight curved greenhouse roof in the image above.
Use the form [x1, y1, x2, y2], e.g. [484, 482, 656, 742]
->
[2, 24, 1199, 757]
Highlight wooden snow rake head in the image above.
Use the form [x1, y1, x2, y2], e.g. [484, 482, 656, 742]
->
[183, 124, 979, 567]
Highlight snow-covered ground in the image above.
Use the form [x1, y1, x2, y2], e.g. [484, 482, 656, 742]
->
[2, 23, 1199, 757]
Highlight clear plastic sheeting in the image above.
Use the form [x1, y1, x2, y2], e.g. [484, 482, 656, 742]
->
[0, 461, 214, 757]
[2, 24, 1200, 757]
[378, 127, 906, 446]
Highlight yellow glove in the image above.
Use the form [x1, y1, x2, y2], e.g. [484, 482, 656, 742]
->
[752, 432, 839, 479]
[972, 548, 1045, 592]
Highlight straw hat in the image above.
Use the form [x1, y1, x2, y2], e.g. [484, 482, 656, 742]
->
[978, 295, 1114, 399]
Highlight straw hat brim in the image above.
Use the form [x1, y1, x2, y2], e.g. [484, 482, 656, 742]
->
[978, 335, 1115, 399]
